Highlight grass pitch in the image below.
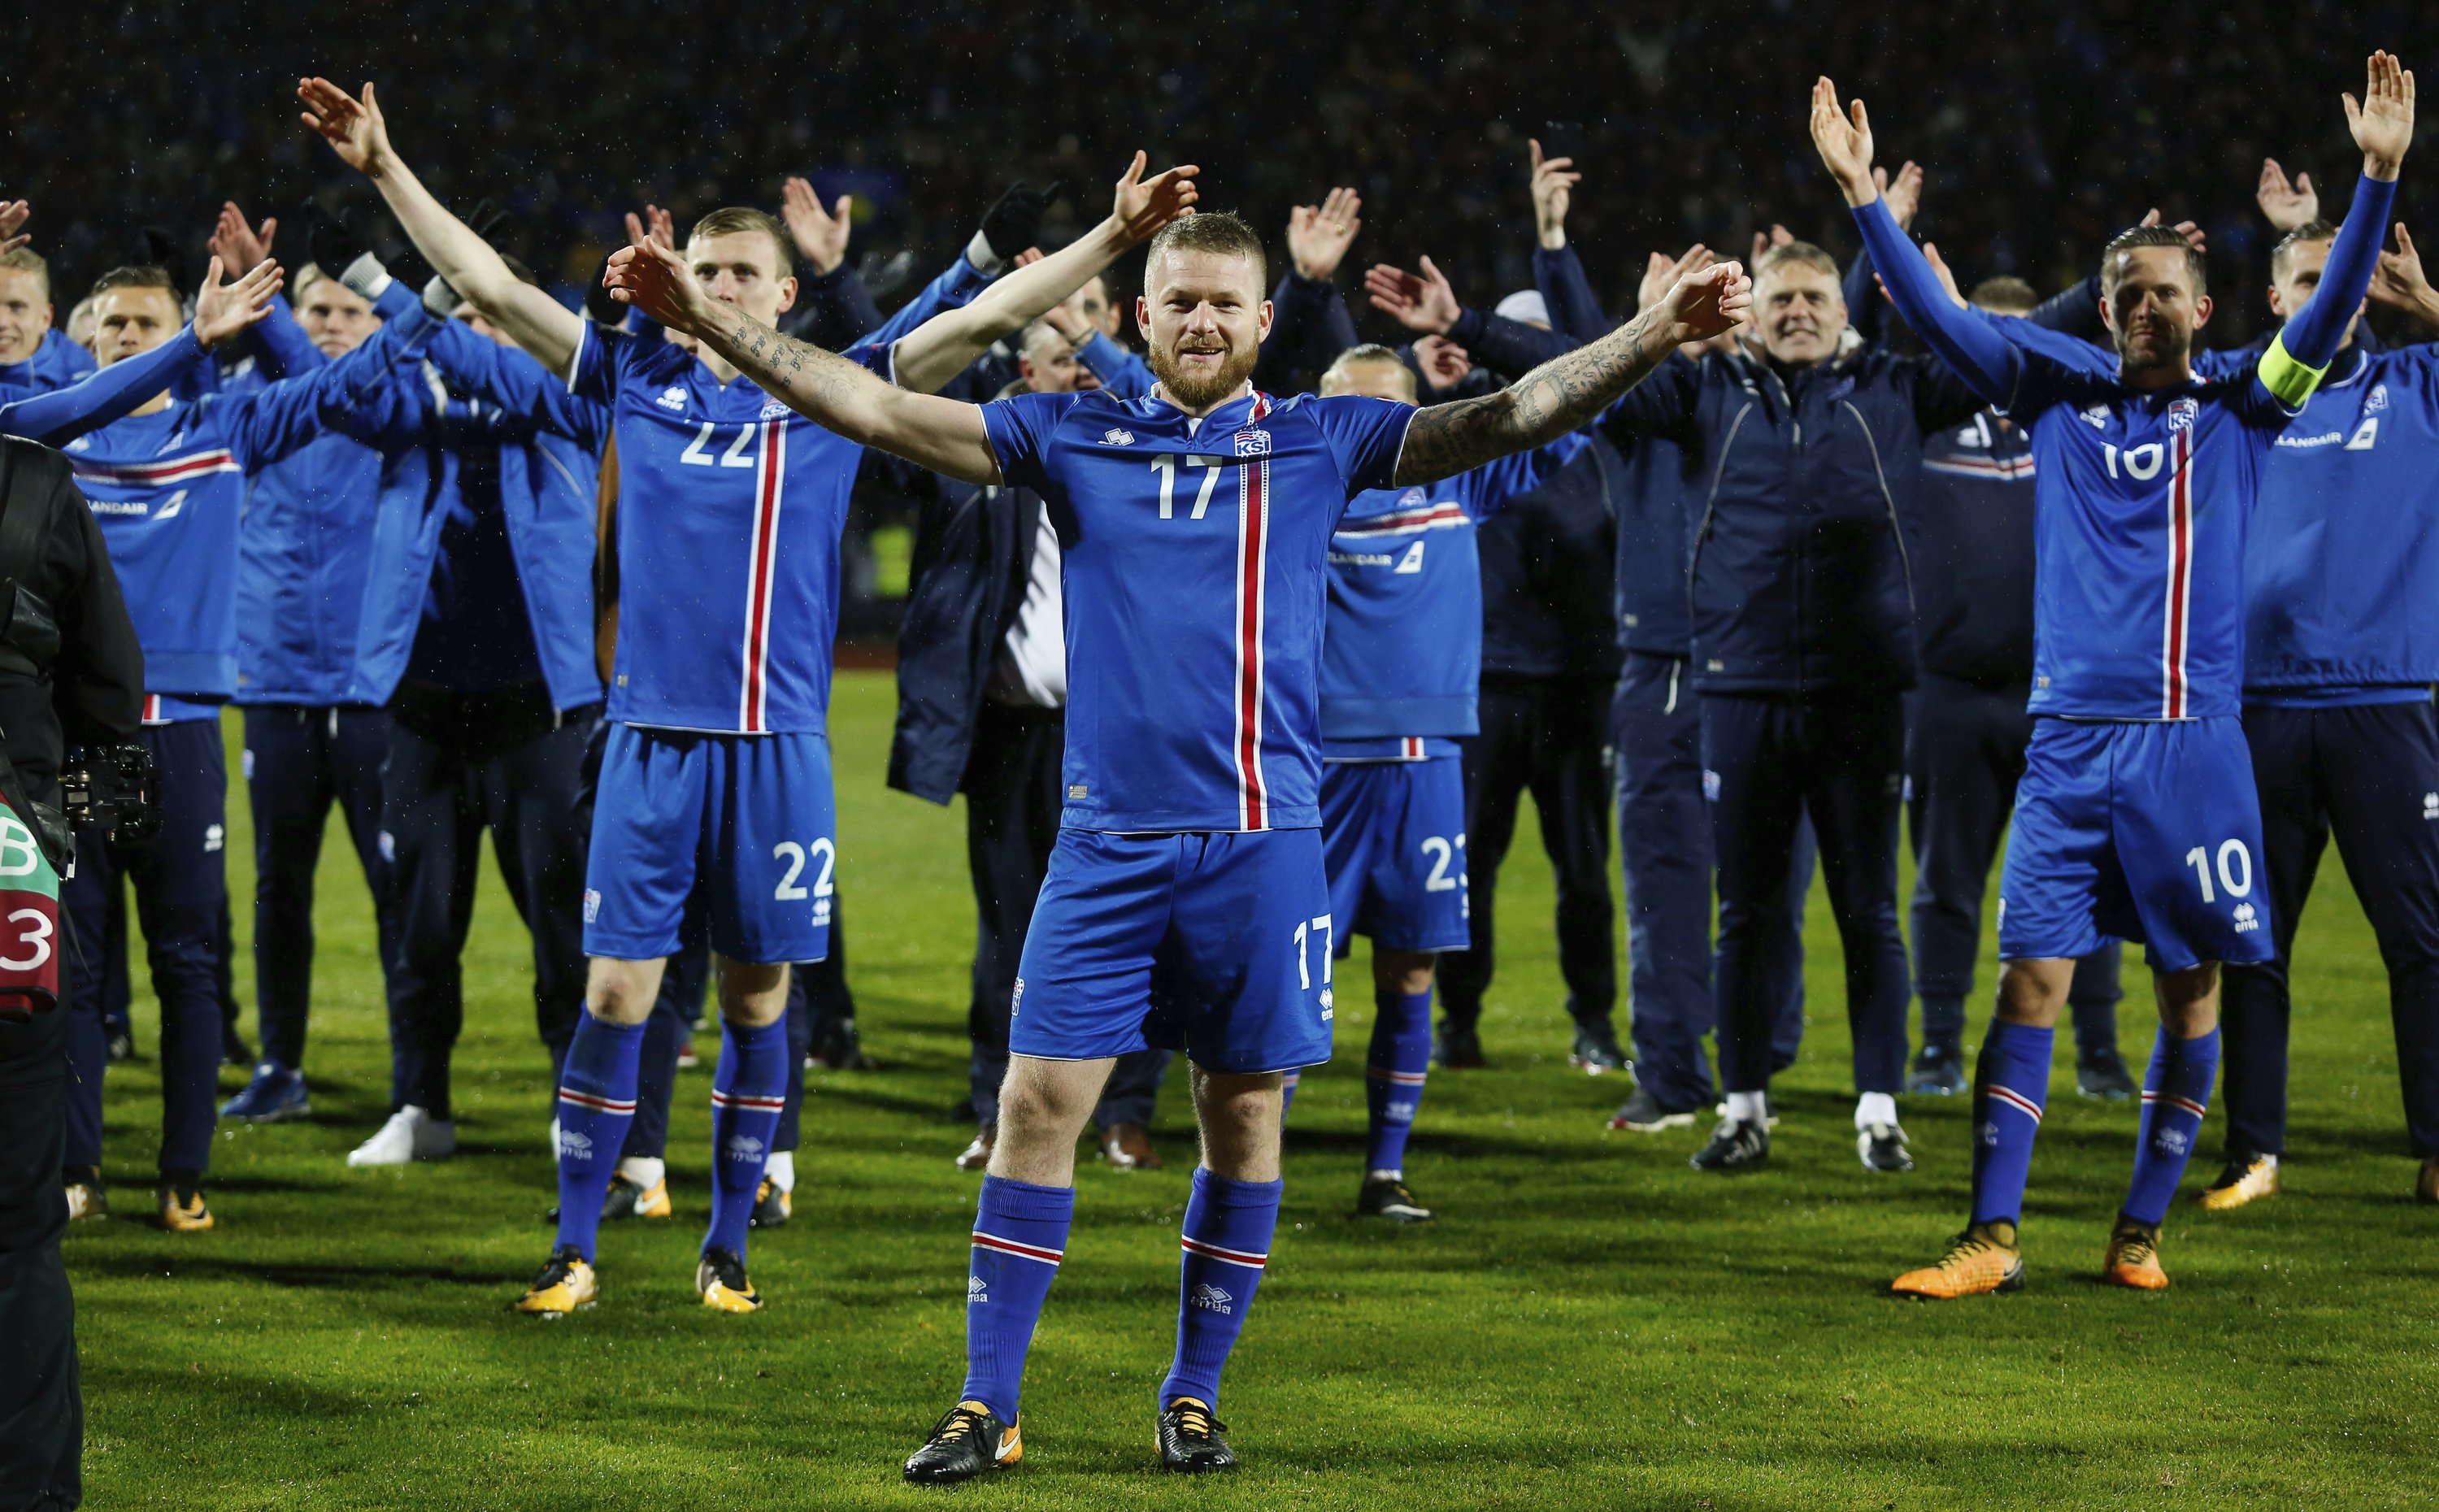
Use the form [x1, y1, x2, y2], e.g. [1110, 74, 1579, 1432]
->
[71, 672, 2439, 1509]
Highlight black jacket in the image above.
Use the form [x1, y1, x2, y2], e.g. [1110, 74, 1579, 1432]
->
[888, 462, 1042, 806]
[0, 437, 145, 815]
[1602, 344, 1981, 696]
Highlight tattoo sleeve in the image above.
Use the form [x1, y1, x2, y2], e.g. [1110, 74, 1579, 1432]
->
[712, 306, 875, 424]
[1392, 306, 1671, 486]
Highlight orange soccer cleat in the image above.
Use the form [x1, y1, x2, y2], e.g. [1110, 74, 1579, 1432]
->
[1890, 1221, 2024, 1299]
[2102, 1215, 2170, 1290]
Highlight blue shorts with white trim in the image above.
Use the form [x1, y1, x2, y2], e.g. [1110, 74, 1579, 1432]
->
[1998, 716, 2273, 972]
[582, 723, 835, 964]
[1319, 754, 1470, 954]
[1012, 827, 1336, 1073]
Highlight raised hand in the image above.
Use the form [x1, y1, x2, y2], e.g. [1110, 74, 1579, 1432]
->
[1109, 152, 1200, 245]
[297, 78, 394, 175]
[2371, 222, 2434, 313]
[2257, 159, 2319, 230]
[193, 255, 285, 346]
[1876, 160, 1924, 230]
[2137, 207, 2208, 254]
[1639, 243, 1711, 314]
[2346, 50, 2416, 180]
[623, 205, 677, 253]
[1656, 259, 1750, 346]
[780, 177, 851, 274]
[1528, 139, 1579, 250]
[1918, 242, 1968, 308]
[1040, 297, 1093, 346]
[1810, 76, 1877, 204]
[1746, 224, 1791, 269]
[1412, 333, 1472, 393]
[1363, 255, 1462, 335]
[0, 199, 27, 256]
[606, 231, 715, 336]
[210, 201, 278, 272]
[1286, 186, 1362, 282]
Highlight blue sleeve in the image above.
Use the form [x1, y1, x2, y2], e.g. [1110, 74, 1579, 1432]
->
[0, 325, 212, 445]
[416, 312, 609, 445]
[2262, 172, 2398, 401]
[1256, 272, 1359, 393]
[1074, 332, 1154, 399]
[565, 319, 634, 409]
[224, 306, 460, 466]
[1446, 305, 1582, 374]
[979, 390, 1078, 493]
[246, 296, 326, 380]
[1842, 242, 1890, 346]
[1850, 198, 2024, 406]
[1536, 245, 1615, 342]
[858, 254, 992, 350]
[1463, 428, 1589, 519]
[1596, 350, 1702, 443]
[1307, 395, 1419, 493]
[2029, 275, 2106, 341]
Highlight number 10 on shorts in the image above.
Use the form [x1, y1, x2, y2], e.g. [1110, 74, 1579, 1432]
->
[2184, 838, 2253, 903]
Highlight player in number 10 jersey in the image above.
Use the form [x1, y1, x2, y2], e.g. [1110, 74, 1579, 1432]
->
[605, 201, 1748, 1479]
[1811, 54, 2415, 1297]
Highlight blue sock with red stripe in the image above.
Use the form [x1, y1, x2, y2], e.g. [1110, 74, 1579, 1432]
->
[2125, 1027, 2219, 1225]
[704, 1014, 790, 1262]
[554, 1011, 646, 1260]
[1279, 1069, 1302, 1122]
[1365, 985, 1434, 1175]
[1160, 1169, 1281, 1412]
[1968, 1020, 2053, 1228]
[961, 1175, 1072, 1422]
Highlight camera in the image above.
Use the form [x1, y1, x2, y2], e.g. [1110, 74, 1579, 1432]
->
[62, 741, 159, 847]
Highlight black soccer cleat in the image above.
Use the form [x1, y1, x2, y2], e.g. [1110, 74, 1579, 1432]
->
[1609, 1086, 1698, 1132]
[1568, 1019, 1628, 1075]
[1433, 1019, 1485, 1070]
[1156, 1397, 1237, 1474]
[904, 1400, 1020, 1484]
[1690, 1117, 1770, 1171]
[2076, 1046, 2138, 1101]
[1354, 1175, 1433, 1223]
[1906, 1043, 1966, 1096]
[1858, 1122, 1915, 1173]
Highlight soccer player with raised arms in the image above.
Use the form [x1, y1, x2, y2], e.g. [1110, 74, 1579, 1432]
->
[1809, 51, 2414, 1295]
[606, 198, 1749, 1478]
[298, 76, 1200, 1318]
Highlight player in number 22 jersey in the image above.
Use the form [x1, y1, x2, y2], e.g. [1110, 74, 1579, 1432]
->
[602, 202, 1749, 1480]
[1814, 52, 2413, 1296]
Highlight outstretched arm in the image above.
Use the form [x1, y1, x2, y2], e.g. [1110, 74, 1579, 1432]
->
[608, 234, 998, 483]
[889, 154, 1198, 393]
[2267, 51, 2412, 391]
[1390, 259, 1747, 486]
[0, 256, 282, 445]
[1812, 77, 2023, 404]
[298, 78, 584, 374]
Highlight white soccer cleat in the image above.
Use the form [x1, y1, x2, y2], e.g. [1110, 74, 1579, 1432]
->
[346, 1105, 458, 1167]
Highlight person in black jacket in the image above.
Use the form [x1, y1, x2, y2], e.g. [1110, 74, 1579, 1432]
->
[0, 434, 146, 1512]
[890, 302, 1174, 1174]
[1600, 239, 1985, 1174]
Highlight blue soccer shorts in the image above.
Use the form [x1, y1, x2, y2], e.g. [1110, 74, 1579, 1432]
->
[583, 724, 835, 966]
[1011, 827, 1336, 1074]
[1319, 756, 1470, 954]
[1998, 716, 2274, 971]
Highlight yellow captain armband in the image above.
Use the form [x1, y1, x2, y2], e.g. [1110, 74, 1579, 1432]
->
[2257, 335, 2330, 409]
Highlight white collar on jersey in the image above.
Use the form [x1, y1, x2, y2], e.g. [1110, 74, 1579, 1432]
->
[1148, 379, 1255, 432]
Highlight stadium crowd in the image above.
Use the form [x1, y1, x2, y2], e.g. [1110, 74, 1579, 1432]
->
[0, 17, 2434, 1497]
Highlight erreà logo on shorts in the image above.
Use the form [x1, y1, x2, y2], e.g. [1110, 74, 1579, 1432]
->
[2232, 902, 2259, 933]
[1191, 1283, 1233, 1314]
[1233, 428, 1271, 457]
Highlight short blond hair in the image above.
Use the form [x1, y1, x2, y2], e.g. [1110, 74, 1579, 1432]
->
[0, 247, 46, 297]
[689, 206, 793, 275]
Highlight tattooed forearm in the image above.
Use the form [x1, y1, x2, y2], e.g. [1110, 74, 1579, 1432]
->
[707, 306, 880, 432]
[1392, 305, 1672, 485]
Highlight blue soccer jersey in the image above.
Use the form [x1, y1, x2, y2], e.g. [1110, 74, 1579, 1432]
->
[980, 385, 1415, 832]
[1321, 435, 1585, 755]
[1998, 350, 2298, 721]
[567, 322, 892, 734]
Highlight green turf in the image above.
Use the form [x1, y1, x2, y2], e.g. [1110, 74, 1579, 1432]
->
[71, 671, 2439, 1509]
